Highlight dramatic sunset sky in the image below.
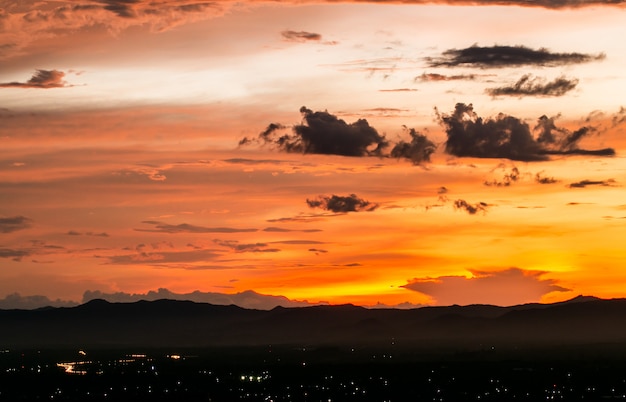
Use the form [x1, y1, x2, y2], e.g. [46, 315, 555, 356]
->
[1, 0, 626, 309]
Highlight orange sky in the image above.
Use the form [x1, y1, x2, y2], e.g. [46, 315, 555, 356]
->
[1, 0, 626, 309]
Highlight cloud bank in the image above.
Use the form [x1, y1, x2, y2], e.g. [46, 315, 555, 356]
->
[402, 267, 569, 306]
[83, 288, 316, 309]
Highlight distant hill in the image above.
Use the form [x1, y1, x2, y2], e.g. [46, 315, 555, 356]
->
[1, 296, 625, 353]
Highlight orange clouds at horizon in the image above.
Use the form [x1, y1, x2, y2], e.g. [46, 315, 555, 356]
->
[1, 0, 626, 309]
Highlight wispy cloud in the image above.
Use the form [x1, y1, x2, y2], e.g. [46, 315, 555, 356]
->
[486, 75, 578, 97]
[281, 30, 322, 42]
[0, 216, 32, 233]
[135, 221, 258, 233]
[417, 72, 478, 82]
[213, 239, 281, 253]
[568, 179, 617, 188]
[0, 248, 32, 261]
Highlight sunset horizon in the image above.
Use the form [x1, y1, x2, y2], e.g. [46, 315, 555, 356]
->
[2, 0, 626, 310]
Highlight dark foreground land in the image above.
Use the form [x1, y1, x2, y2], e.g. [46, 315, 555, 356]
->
[3, 346, 626, 401]
[3, 297, 626, 400]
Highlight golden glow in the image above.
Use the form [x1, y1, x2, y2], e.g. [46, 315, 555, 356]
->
[1, 2, 626, 307]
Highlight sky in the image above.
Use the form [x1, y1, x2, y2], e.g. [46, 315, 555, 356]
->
[1, 0, 626, 309]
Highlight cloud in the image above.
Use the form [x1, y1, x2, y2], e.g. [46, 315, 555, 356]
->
[82, 288, 316, 309]
[105, 248, 222, 265]
[0, 248, 32, 261]
[417, 72, 478, 82]
[484, 167, 520, 187]
[427, 45, 605, 68]
[66, 230, 110, 237]
[0, 216, 32, 233]
[0, 1, 229, 59]
[453, 199, 489, 215]
[402, 267, 569, 306]
[306, 194, 378, 213]
[271, 240, 326, 245]
[281, 30, 322, 42]
[0, 293, 78, 309]
[0, 70, 70, 89]
[568, 179, 616, 188]
[390, 126, 437, 165]
[240, 106, 389, 157]
[266, 214, 340, 223]
[213, 239, 281, 253]
[262, 227, 322, 233]
[135, 221, 258, 233]
[378, 88, 418, 92]
[486, 75, 578, 97]
[438, 103, 616, 161]
[535, 172, 559, 184]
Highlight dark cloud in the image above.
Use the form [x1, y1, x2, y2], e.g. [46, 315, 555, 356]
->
[535, 172, 559, 184]
[484, 167, 520, 187]
[213, 239, 280, 253]
[437, 186, 449, 194]
[568, 179, 616, 188]
[486, 75, 578, 97]
[534, 114, 615, 157]
[66, 230, 109, 237]
[417, 72, 477, 82]
[0, 293, 78, 310]
[309, 248, 328, 254]
[438, 103, 616, 161]
[97, 0, 141, 18]
[262, 227, 322, 233]
[402, 267, 568, 306]
[82, 288, 316, 309]
[427, 45, 605, 68]
[306, 194, 378, 213]
[0, 248, 31, 261]
[390, 127, 437, 165]
[240, 106, 389, 157]
[0, 216, 32, 233]
[453, 199, 489, 215]
[281, 30, 322, 42]
[0, 70, 69, 89]
[135, 221, 258, 233]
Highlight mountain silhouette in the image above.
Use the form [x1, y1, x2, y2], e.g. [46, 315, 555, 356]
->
[1, 296, 625, 352]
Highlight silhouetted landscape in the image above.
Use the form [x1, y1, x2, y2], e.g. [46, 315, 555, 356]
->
[3, 297, 626, 401]
[2, 295, 626, 352]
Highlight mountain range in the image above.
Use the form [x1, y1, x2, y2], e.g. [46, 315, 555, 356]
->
[2, 295, 626, 354]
